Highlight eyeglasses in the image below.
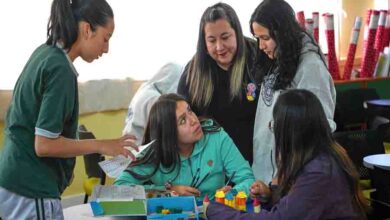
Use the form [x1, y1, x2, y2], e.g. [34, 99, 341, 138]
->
[268, 120, 274, 133]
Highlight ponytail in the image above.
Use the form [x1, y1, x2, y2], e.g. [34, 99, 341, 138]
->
[46, 0, 113, 50]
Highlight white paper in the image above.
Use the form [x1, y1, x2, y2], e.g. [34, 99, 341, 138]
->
[91, 185, 146, 202]
[98, 140, 155, 178]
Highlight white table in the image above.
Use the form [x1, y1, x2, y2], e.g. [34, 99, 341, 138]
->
[63, 204, 145, 220]
[363, 154, 390, 170]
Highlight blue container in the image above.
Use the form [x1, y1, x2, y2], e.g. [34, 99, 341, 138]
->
[147, 196, 199, 220]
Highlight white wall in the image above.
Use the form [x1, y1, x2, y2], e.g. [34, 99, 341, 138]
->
[1, 0, 340, 90]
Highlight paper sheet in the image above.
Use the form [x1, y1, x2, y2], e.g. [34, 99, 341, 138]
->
[91, 185, 146, 202]
[98, 140, 155, 178]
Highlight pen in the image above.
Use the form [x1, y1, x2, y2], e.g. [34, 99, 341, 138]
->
[225, 171, 236, 187]
[194, 171, 211, 188]
[190, 168, 200, 187]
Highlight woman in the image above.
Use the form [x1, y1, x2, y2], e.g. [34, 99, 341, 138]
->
[250, 0, 336, 183]
[207, 89, 368, 219]
[178, 3, 260, 165]
[115, 93, 255, 201]
[0, 0, 137, 219]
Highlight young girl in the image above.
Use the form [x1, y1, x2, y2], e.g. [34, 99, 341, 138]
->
[178, 3, 260, 165]
[0, 0, 136, 219]
[207, 89, 368, 219]
[115, 93, 255, 201]
[250, 0, 337, 183]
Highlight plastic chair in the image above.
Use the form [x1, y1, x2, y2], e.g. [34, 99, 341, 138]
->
[78, 125, 106, 203]
[334, 88, 379, 131]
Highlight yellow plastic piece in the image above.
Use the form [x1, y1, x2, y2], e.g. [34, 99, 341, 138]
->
[215, 190, 225, 204]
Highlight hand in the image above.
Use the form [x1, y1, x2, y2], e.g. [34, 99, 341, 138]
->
[171, 185, 200, 197]
[217, 185, 232, 193]
[250, 180, 270, 199]
[99, 134, 138, 159]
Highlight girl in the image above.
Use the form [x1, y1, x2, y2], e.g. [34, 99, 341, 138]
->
[0, 0, 136, 219]
[115, 93, 255, 201]
[207, 89, 368, 219]
[250, 0, 336, 183]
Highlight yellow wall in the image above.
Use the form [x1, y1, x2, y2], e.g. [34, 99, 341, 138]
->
[0, 109, 128, 197]
[339, 0, 374, 60]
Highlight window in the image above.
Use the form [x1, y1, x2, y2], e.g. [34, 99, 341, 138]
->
[0, 0, 345, 90]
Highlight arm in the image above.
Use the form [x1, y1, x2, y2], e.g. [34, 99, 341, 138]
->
[123, 94, 159, 144]
[219, 131, 255, 195]
[295, 54, 337, 131]
[177, 64, 190, 99]
[114, 166, 166, 191]
[207, 162, 330, 220]
[35, 134, 137, 158]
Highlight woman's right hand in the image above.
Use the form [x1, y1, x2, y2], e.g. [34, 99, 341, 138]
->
[171, 185, 200, 197]
[250, 180, 270, 199]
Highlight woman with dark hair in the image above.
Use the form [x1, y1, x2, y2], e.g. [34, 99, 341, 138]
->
[250, 0, 336, 183]
[207, 89, 368, 219]
[178, 2, 260, 165]
[115, 93, 255, 201]
[0, 0, 137, 219]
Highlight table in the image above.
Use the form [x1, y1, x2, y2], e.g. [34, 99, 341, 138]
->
[63, 204, 146, 220]
[366, 99, 390, 108]
[366, 99, 390, 120]
[363, 154, 390, 170]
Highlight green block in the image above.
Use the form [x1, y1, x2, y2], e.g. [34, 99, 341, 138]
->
[99, 200, 147, 216]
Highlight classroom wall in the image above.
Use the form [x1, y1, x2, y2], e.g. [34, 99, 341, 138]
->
[63, 109, 129, 196]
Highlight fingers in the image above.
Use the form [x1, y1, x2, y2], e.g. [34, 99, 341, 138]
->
[218, 186, 232, 193]
[250, 181, 262, 197]
[122, 148, 136, 160]
[122, 135, 139, 152]
[122, 134, 137, 140]
[178, 186, 199, 196]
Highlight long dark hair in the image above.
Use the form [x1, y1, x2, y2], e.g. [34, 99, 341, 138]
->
[273, 89, 367, 217]
[126, 93, 220, 181]
[250, 0, 324, 90]
[186, 2, 247, 109]
[46, 0, 113, 50]
[127, 94, 183, 180]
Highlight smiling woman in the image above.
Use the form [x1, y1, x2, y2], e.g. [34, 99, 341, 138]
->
[0, 0, 345, 90]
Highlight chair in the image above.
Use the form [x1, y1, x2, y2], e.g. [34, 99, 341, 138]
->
[78, 125, 106, 203]
[334, 88, 379, 131]
[333, 128, 385, 180]
[368, 166, 390, 219]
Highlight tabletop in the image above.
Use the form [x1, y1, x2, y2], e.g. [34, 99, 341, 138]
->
[366, 99, 390, 108]
[363, 154, 390, 170]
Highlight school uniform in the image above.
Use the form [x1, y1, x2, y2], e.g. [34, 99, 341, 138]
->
[0, 44, 78, 219]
